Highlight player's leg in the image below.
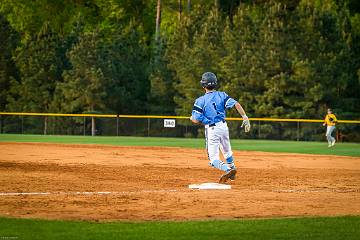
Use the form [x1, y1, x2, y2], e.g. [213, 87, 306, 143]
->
[206, 127, 229, 172]
[219, 122, 236, 180]
[220, 139, 235, 169]
[330, 126, 336, 146]
[325, 126, 332, 147]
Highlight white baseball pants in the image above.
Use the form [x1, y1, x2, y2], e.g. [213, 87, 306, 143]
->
[326, 125, 336, 144]
[205, 121, 233, 170]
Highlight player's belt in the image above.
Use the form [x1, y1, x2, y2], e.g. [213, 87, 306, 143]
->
[209, 120, 226, 127]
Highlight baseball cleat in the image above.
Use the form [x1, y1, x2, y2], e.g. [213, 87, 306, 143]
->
[219, 169, 237, 184]
[229, 168, 237, 181]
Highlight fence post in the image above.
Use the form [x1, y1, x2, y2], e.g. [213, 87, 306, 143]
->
[52, 116, 54, 135]
[44, 116, 48, 135]
[147, 118, 150, 137]
[0, 115, 2, 133]
[91, 117, 96, 136]
[258, 120, 261, 139]
[297, 121, 300, 141]
[83, 117, 86, 136]
[21, 116, 24, 134]
[116, 114, 119, 136]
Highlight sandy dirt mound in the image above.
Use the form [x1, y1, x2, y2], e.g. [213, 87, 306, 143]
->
[0, 142, 359, 221]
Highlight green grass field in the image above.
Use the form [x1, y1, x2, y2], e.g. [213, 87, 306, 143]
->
[0, 134, 359, 156]
[1, 134, 360, 239]
[0, 216, 359, 240]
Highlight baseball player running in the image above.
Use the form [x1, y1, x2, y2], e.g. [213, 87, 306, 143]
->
[190, 72, 251, 184]
[323, 108, 337, 147]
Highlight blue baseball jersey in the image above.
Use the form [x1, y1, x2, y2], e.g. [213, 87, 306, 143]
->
[191, 91, 237, 125]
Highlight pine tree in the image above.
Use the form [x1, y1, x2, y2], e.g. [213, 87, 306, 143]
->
[167, 6, 224, 115]
[0, 14, 19, 111]
[220, 4, 266, 116]
[6, 23, 63, 134]
[60, 29, 106, 136]
[103, 22, 150, 114]
[149, 40, 175, 114]
[295, 0, 356, 116]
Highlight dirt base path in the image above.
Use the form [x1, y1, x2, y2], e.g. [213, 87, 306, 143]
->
[0, 142, 359, 221]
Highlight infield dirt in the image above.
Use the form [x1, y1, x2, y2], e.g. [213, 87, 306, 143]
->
[0, 142, 359, 221]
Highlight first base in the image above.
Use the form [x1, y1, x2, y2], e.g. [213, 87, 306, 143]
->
[189, 182, 231, 190]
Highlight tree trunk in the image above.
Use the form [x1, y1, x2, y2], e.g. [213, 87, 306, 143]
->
[187, 0, 191, 13]
[44, 116, 48, 135]
[214, 0, 219, 16]
[178, 0, 182, 21]
[155, 0, 161, 42]
[91, 116, 96, 136]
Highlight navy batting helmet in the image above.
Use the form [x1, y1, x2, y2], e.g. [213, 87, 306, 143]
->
[200, 72, 217, 89]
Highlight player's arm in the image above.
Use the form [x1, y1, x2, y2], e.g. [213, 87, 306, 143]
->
[235, 102, 247, 119]
[234, 102, 250, 132]
[190, 103, 203, 124]
[224, 93, 250, 132]
[190, 100, 210, 125]
[190, 116, 200, 124]
[323, 115, 328, 126]
[333, 115, 338, 123]
[190, 114, 210, 125]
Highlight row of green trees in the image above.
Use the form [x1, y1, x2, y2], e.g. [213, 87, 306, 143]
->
[1, 0, 359, 132]
[163, 1, 360, 120]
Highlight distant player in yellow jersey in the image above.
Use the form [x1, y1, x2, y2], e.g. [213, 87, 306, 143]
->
[323, 108, 337, 147]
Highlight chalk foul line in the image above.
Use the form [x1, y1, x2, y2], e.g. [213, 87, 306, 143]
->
[273, 188, 359, 193]
[0, 189, 179, 196]
[1, 188, 358, 196]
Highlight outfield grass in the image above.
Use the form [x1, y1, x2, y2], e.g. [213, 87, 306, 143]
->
[0, 216, 359, 240]
[1, 135, 359, 238]
[0, 134, 359, 156]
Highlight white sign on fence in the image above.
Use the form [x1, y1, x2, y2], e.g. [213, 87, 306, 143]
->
[164, 119, 176, 128]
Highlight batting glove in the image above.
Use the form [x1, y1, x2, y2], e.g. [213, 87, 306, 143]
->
[241, 115, 251, 133]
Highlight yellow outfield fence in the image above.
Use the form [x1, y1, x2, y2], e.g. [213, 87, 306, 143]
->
[0, 112, 359, 142]
[0, 111, 359, 123]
